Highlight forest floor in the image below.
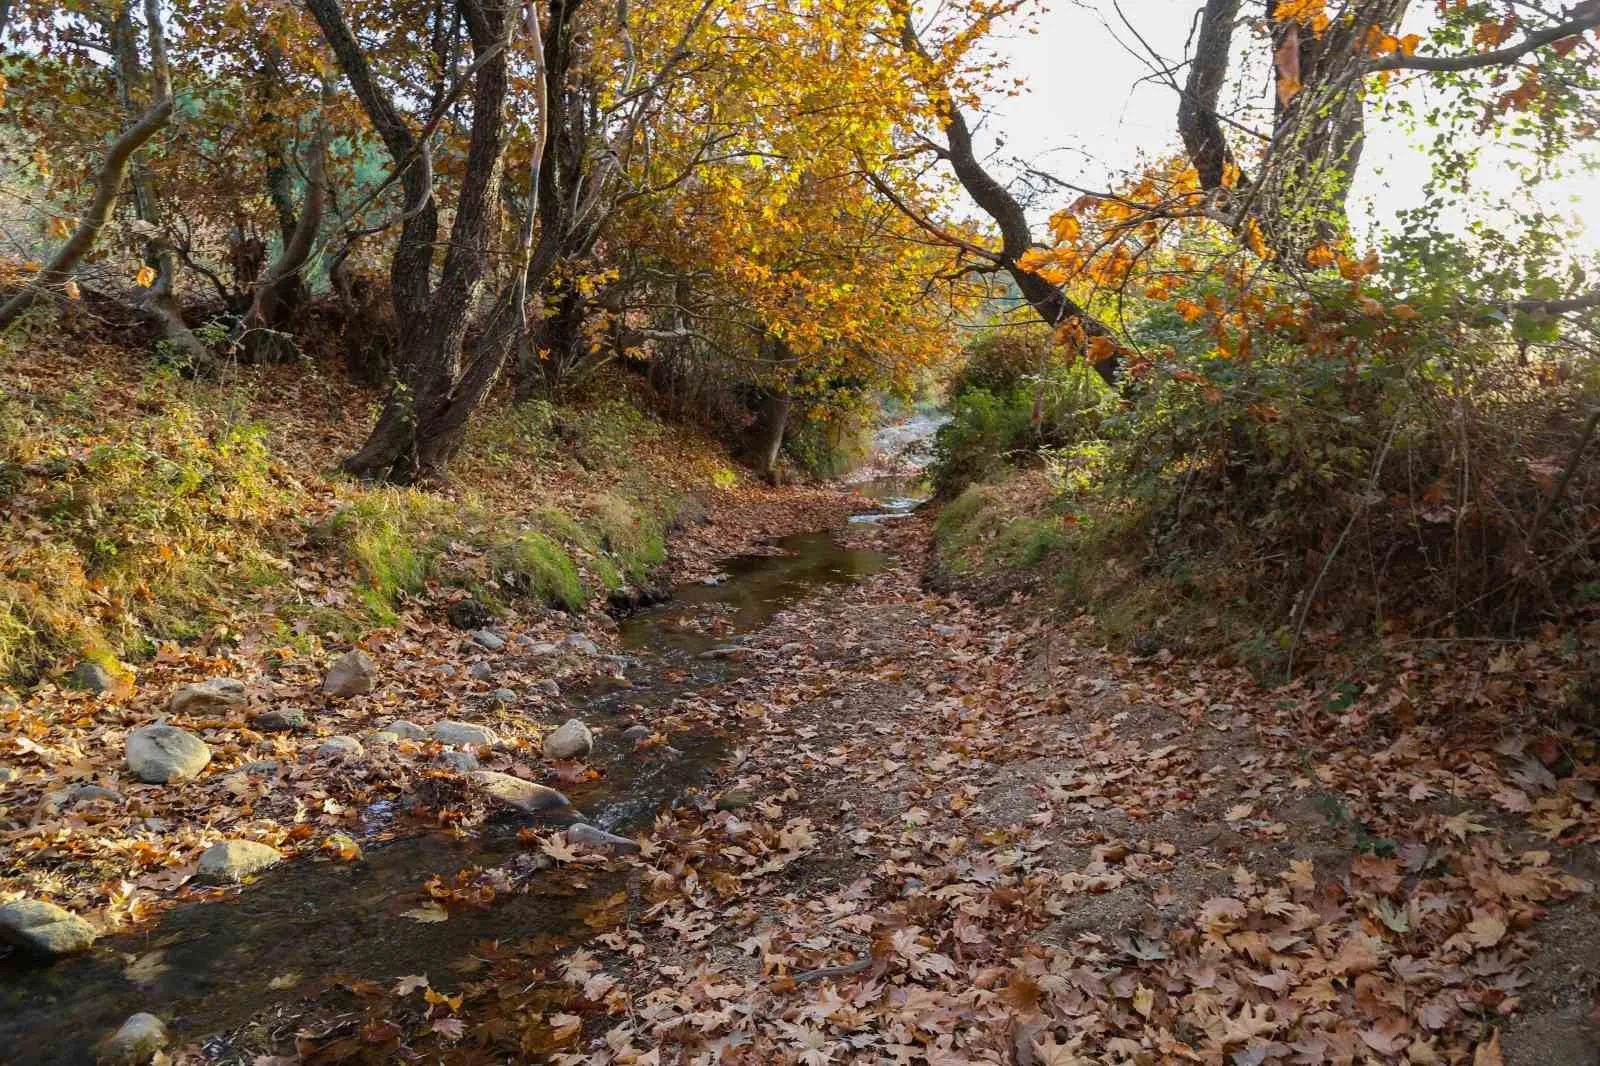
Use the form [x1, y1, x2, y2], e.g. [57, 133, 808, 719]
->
[72, 512, 1592, 1066]
[4, 343, 1600, 1065]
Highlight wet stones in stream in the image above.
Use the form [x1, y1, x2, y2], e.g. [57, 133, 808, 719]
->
[543, 718, 594, 760]
[429, 720, 498, 747]
[98, 1012, 168, 1065]
[126, 725, 211, 783]
[469, 771, 569, 813]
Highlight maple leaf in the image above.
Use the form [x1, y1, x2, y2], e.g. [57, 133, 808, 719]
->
[1031, 1033, 1091, 1066]
[1472, 1029, 1504, 1066]
[1466, 911, 1507, 949]
[393, 974, 429, 996]
[431, 1017, 465, 1040]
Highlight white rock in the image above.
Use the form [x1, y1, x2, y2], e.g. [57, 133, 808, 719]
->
[566, 822, 642, 854]
[0, 898, 97, 956]
[126, 725, 212, 783]
[168, 677, 247, 714]
[100, 1012, 168, 1064]
[543, 718, 594, 760]
[196, 840, 283, 882]
[381, 719, 426, 740]
[322, 649, 377, 697]
[317, 735, 364, 759]
[429, 721, 499, 747]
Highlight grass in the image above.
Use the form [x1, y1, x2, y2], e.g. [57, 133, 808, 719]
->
[489, 531, 586, 613]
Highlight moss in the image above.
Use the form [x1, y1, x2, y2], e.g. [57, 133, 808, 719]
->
[587, 492, 666, 582]
[328, 491, 450, 618]
[490, 531, 586, 612]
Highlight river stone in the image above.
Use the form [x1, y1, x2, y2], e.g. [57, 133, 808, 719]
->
[561, 633, 599, 655]
[521, 640, 560, 657]
[779, 642, 805, 655]
[543, 718, 593, 760]
[619, 724, 652, 744]
[316, 735, 364, 759]
[126, 725, 212, 784]
[0, 898, 97, 956]
[471, 630, 506, 651]
[429, 721, 499, 748]
[322, 649, 377, 697]
[239, 760, 280, 775]
[252, 709, 306, 733]
[469, 771, 569, 813]
[168, 678, 246, 714]
[567, 822, 641, 854]
[467, 662, 495, 682]
[196, 840, 283, 882]
[99, 1012, 167, 1064]
[492, 687, 517, 704]
[72, 661, 114, 694]
[438, 750, 479, 774]
[42, 783, 123, 810]
[0, 766, 20, 786]
[536, 679, 561, 698]
[382, 719, 426, 740]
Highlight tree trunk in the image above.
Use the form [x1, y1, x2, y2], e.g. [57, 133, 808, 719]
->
[308, 0, 513, 484]
[758, 390, 790, 483]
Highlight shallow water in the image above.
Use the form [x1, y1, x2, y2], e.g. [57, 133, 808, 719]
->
[0, 531, 890, 1065]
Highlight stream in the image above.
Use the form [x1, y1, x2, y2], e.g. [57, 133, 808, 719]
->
[0, 518, 902, 1064]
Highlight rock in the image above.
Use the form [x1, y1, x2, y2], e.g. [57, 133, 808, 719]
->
[468, 771, 570, 813]
[126, 725, 212, 784]
[72, 661, 114, 694]
[593, 674, 632, 694]
[99, 1012, 167, 1064]
[536, 679, 561, 698]
[252, 709, 306, 733]
[779, 642, 805, 655]
[168, 678, 246, 714]
[322, 832, 363, 862]
[196, 840, 283, 882]
[322, 649, 377, 697]
[521, 641, 561, 657]
[42, 784, 123, 810]
[543, 718, 594, 760]
[368, 730, 400, 746]
[467, 662, 495, 682]
[316, 736, 364, 759]
[716, 789, 755, 811]
[446, 599, 492, 631]
[239, 761, 280, 775]
[561, 633, 599, 655]
[492, 687, 517, 704]
[471, 630, 506, 651]
[931, 623, 961, 638]
[620, 724, 652, 744]
[671, 493, 712, 529]
[0, 766, 19, 786]
[382, 719, 427, 740]
[438, 750, 479, 774]
[0, 898, 97, 956]
[567, 822, 641, 854]
[697, 645, 744, 661]
[430, 720, 499, 748]
[700, 573, 728, 587]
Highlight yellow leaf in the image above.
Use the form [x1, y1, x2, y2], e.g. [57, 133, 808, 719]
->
[1132, 984, 1154, 1017]
[62, 280, 81, 300]
[1473, 1030, 1504, 1066]
[136, 264, 157, 288]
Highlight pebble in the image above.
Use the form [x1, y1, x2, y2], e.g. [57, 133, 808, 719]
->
[561, 633, 599, 655]
[492, 687, 517, 704]
[429, 721, 499, 748]
[620, 724, 652, 744]
[467, 662, 495, 682]
[252, 709, 306, 733]
[471, 630, 507, 651]
[536, 679, 561, 697]
[72, 661, 114, 693]
[381, 719, 427, 740]
[316, 736, 364, 759]
[519, 639, 560, 656]
[438, 750, 480, 773]
[543, 718, 594, 760]
[41, 784, 123, 810]
[99, 1012, 167, 1064]
[567, 822, 642, 854]
[0, 766, 18, 786]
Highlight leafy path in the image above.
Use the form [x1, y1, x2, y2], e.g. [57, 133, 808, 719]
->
[9, 505, 1599, 1065]
[373, 516, 1597, 1066]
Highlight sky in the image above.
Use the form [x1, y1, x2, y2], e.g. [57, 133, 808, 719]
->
[969, 1, 1599, 255]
